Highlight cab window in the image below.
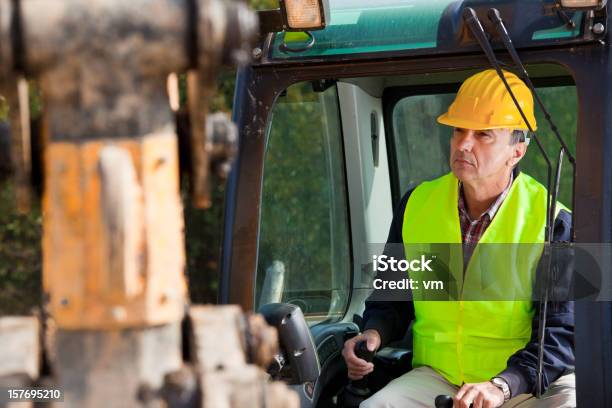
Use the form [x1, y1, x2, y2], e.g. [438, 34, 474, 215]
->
[255, 81, 351, 324]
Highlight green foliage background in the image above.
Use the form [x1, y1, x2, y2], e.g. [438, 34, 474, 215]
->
[0, 182, 42, 314]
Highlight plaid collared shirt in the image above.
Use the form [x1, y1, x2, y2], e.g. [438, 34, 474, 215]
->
[458, 173, 514, 269]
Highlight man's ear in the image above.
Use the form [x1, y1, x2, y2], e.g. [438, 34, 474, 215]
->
[508, 142, 527, 167]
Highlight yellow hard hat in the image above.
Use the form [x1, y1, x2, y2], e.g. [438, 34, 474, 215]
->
[437, 69, 537, 131]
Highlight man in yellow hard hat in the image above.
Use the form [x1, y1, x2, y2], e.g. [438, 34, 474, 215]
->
[342, 69, 575, 407]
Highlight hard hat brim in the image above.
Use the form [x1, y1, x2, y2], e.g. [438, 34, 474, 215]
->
[436, 113, 534, 131]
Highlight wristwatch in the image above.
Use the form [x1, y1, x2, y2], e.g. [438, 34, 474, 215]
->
[491, 377, 511, 401]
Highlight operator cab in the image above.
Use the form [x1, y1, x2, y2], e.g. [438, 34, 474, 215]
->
[221, 1, 611, 407]
[255, 68, 577, 407]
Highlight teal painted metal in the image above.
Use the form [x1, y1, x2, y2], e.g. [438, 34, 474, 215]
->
[269, 1, 586, 60]
[532, 12, 583, 40]
[270, 0, 452, 59]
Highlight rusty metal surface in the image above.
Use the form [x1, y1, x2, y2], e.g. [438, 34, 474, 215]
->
[160, 365, 200, 408]
[245, 312, 278, 368]
[50, 322, 182, 408]
[186, 0, 255, 208]
[98, 145, 144, 300]
[0, 0, 256, 141]
[3, 76, 32, 212]
[0, 316, 39, 379]
[0, 1, 31, 207]
[13, 77, 31, 211]
[0, 1, 262, 405]
[187, 70, 212, 208]
[43, 133, 186, 329]
[18, 0, 189, 74]
[11, 0, 189, 140]
[206, 111, 237, 179]
[189, 305, 247, 371]
[188, 305, 298, 408]
[38, 69, 171, 142]
[195, 0, 257, 82]
[0, 0, 15, 80]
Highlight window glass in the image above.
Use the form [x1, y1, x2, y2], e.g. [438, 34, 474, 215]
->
[392, 94, 455, 191]
[255, 82, 351, 325]
[391, 86, 577, 208]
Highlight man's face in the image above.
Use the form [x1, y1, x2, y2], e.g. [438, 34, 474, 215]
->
[450, 127, 525, 184]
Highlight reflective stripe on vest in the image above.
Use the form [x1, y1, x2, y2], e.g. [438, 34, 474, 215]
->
[401, 172, 563, 385]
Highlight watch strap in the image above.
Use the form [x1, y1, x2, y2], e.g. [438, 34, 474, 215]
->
[491, 377, 511, 401]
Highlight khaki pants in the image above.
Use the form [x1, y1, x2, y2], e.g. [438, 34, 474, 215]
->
[360, 366, 576, 408]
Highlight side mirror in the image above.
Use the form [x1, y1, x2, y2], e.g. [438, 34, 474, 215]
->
[258, 303, 320, 384]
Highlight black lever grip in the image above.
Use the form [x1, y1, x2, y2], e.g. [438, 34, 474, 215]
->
[354, 340, 375, 362]
[434, 394, 453, 408]
[339, 340, 376, 407]
[435, 394, 474, 408]
[349, 340, 375, 391]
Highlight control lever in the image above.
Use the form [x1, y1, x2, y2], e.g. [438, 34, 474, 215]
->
[339, 341, 376, 408]
[435, 394, 473, 408]
[435, 395, 454, 408]
[352, 341, 375, 390]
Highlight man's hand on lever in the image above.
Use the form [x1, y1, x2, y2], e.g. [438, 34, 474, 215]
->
[453, 381, 505, 408]
[342, 329, 381, 380]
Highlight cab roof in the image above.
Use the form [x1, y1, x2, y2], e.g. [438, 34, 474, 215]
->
[259, 0, 601, 64]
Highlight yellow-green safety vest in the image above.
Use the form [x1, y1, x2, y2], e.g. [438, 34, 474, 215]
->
[401, 172, 564, 385]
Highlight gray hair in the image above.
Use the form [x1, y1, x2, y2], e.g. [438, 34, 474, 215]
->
[510, 129, 529, 145]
